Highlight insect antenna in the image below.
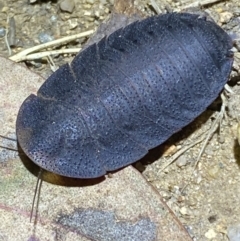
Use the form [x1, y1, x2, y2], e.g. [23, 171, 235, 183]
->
[0, 134, 17, 141]
[0, 134, 43, 224]
[0, 134, 19, 152]
[31, 169, 43, 224]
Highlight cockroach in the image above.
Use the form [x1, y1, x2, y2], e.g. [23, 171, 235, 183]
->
[16, 13, 233, 178]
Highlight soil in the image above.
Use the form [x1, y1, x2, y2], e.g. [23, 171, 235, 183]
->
[0, 0, 240, 241]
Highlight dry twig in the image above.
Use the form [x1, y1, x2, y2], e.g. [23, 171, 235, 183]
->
[9, 30, 94, 62]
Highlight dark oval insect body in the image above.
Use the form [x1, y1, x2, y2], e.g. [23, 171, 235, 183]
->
[16, 13, 233, 178]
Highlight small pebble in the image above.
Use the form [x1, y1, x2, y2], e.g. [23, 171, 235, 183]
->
[228, 224, 240, 241]
[187, 196, 198, 207]
[196, 176, 202, 184]
[38, 32, 54, 43]
[219, 11, 234, 24]
[185, 225, 195, 239]
[207, 166, 220, 179]
[179, 207, 189, 216]
[50, 15, 58, 23]
[60, 0, 75, 13]
[176, 156, 188, 168]
[0, 27, 6, 37]
[100, 0, 107, 4]
[177, 195, 185, 202]
[1, 6, 9, 13]
[205, 229, 217, 239]
[217, 135, 225, 144]
[29, 60, 42, 68]
[68, 19, 78, 30]
[160, 190, 171, 200]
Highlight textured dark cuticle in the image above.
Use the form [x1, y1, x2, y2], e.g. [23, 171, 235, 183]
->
[16, 13, 233, 178]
